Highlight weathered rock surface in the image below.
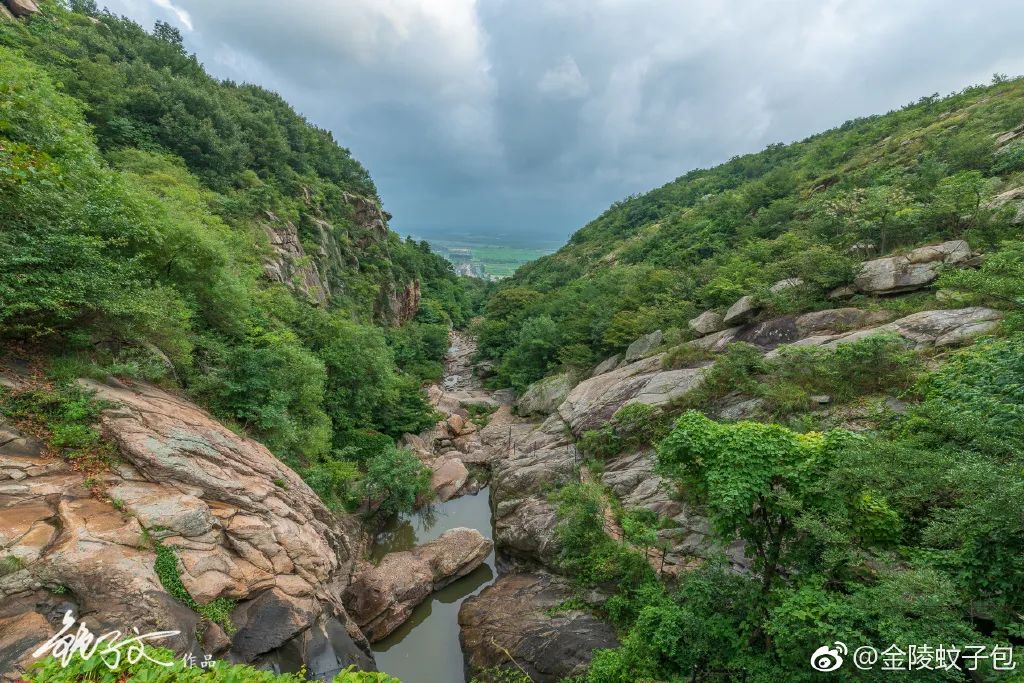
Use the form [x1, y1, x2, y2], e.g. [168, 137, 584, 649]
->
[769, 277, 805, 294]
[602, 450, 681, 518]
[987, 184, 1024, 224]
[590, 354, 622, 377]
[517, 372, 577, 417]
[558, 355, 707, 434]
[344, 528, 491, 642]
[623, 329, 663, 362]
[688, 310, 724, 336]
[820, 306, 1002, 350]
[794, 308, 891, 336]
[378, 279, 421, 326]
[459, 573, 618, 683]
[430, 455, 470, 502]
[5, 0, 38, 17]
[763, 306, 1002, 358]
[490, 416, 575, 566]
[854, 239, 971, 294]
[0, 376, 372, 679]
[261, 213, 330, 303]
[723, 295, 758, 325]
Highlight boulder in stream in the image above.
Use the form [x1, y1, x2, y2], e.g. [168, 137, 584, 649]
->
[459, 572, 618, 683]
[343, 528, 492, 642]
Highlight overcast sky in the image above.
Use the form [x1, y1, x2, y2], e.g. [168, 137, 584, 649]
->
[99, 0, 1024, 246]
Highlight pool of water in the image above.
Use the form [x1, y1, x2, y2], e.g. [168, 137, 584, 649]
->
[370, 489, 495, 683]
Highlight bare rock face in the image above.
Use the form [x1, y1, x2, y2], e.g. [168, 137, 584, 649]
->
[261, 212, 330, 304]
[590, 354, 622, 377]
[795, 308, 891, 336]
[688, 310, 724, 336]
[517, 372, 577, 417]
[490, 416, 576, 566]
[378, 279, 421, 325]
[602, 450, 681, 519]
[769, 277, 805, 294]
[623, 329, 663, 363]
[0, 377, 372, 678]
[723, 295, 758, 325]
[430, 455, 470, 502]
[342, 192, 390, 247]
[986, 184, 1024, 224]
[343, 528, 491, 642]
[854, 239, 971, 294]
[821, 306, 1002, 349]
[5, 0, 39, 17]
[557, 355, 707, 435]
[459, 573, 618, 683]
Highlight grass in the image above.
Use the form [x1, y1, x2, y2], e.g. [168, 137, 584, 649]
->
[153, 541, 237, 634]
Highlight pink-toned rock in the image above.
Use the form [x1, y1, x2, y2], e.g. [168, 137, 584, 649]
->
[344, 528, 491, 641]
[5, 0, 39, 17]
[0, 378, 372, 678]
[431, 455, 469, 502]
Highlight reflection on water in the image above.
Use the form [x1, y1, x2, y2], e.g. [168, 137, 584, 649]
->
[371, 489, 495, 683]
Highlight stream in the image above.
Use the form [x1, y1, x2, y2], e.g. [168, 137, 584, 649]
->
[370, 488, 496, 683]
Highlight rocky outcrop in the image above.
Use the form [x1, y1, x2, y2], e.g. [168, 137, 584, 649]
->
[764, 306, 1002, 357]
[602, 450, 681, 518]
[723, 295, 758, 325]
[558, 355, 708, 435]
[378, 279, 421, 325]
[769, 277, 805, 294]
[590, 354, 622, 377]
[517, 373, 576, 417]
[5, 0, 38, 17]
[623, 330, 663, 362]
[854, 239, 972, 294]
[430, 454, 470, 502]
[688, 310, 724, 336]
[459, 573, 618, 683]
[0, 376, 372, 679]
[261, 213, 329, 303]
[344, 528, 491, 642]
[598, 449, 747, 576]
[341, 192, 390, 247]
[490, 416, 576, 566]
[987, 185, 1024, 224]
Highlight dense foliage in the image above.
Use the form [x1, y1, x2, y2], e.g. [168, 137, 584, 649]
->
[0, 3, 473, 516]
[477, 76, 1024, 388]
[553, 335, 1024, 682]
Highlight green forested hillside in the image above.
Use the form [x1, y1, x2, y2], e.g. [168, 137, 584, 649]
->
[0, 2, 472, 512]
[478, 76, 1024, 388]
[470, 74, 1024, 682]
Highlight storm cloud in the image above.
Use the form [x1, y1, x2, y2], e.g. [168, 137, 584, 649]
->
[100, 0, 1024, 244]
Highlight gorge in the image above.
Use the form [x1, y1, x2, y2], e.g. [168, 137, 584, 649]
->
[2, 2, 1024, 683]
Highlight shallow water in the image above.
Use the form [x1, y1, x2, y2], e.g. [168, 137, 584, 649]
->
[370, 489, 495, 683]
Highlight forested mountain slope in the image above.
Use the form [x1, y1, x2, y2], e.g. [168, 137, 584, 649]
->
[463, 74, 1024, 682]
[0, 1, 475, 502]
[478, 75, 1024, 388]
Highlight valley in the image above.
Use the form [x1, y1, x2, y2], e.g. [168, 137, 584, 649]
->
[1, 3, 1023, 683]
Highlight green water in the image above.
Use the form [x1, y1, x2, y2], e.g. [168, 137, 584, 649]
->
[371, 490, 495, 683]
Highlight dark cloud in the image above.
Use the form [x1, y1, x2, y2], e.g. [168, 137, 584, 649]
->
[101, 0, 1024, 244]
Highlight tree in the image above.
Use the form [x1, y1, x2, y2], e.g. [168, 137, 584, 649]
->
[361, 447, 431, 518]
[657, 411, 857, 597]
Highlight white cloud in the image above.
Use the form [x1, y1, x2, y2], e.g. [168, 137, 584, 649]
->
[538, 56, 589, 99]
[150, 0, 191, 30]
